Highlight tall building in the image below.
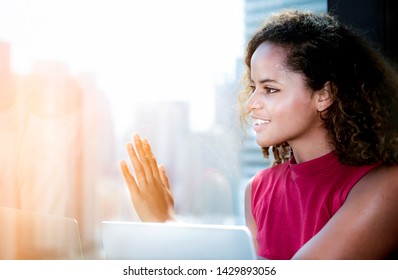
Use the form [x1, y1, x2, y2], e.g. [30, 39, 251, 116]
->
[0, 42, 13, 111]
[132, 101, 190, 200]
[0, 41, 19, 209]
[244, 0, 327, 41]
[131, 100, 240, 224]
[0, 41, 10, 74]
[132, 101, 189, 164]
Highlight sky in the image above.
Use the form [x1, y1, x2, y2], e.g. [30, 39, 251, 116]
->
[0, 0, 244, 135]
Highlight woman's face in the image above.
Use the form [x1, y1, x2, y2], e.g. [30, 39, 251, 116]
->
[245, 42, 324, 150]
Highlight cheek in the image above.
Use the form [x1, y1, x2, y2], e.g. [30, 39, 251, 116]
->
[279, 98, 318, 125]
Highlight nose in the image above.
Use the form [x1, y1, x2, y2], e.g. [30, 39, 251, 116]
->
[245, 90, 263, 112]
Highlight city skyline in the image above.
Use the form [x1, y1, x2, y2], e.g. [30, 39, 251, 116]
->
[0, 0, 332, 260]
[0, 0, 245, 136]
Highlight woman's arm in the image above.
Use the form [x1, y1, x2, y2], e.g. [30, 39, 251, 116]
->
[244, 178, 259, 255]
[293, 165, 398, 259]
[120, 134, 176, 222]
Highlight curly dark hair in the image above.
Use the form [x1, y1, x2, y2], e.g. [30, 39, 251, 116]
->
[238, 9, 398, 165]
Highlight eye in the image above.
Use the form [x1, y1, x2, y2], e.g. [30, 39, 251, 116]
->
[248, 84, 256, 93]
[265, 86, 278, 94]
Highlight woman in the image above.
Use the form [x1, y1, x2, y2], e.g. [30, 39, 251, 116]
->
[120, 10, 398, 259]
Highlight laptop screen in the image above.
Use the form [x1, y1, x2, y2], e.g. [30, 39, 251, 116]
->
[0, 207, 83, 259]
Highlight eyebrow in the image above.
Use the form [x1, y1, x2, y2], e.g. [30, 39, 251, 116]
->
[250, 78, 280, 84]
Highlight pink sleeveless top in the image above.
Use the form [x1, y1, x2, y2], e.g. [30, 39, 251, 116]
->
[251, 151, 380, 259]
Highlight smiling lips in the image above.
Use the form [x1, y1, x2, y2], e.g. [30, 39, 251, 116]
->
[252, 117, 271, 132]
[253, 117, 271, 125]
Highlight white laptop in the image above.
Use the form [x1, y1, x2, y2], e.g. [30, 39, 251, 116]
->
[101, 221, 257, 260]
[0, 207, 83, 260]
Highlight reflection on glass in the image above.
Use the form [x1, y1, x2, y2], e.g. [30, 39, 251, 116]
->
[0, 0, 326, 259]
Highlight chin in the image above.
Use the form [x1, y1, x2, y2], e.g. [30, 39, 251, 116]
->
[255, 136, 273, 149]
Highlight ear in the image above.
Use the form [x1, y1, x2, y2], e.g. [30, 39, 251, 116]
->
[316, 81, 334, 112]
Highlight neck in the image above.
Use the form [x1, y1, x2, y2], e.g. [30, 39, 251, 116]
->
[288, 131, 334, 164]
[291, 147, 334, 164]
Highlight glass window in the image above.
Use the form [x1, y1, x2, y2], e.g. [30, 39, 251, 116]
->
[0, 0, 326, 259]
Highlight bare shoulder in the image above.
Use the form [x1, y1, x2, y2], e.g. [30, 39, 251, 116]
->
[348, 164, 398, 258]
[347, 164, 398, 226]
[348, 164, 398, 200]
[294, 164, 398, 259]
[371, 164, 398, 182]
[339, 164, 398, 258]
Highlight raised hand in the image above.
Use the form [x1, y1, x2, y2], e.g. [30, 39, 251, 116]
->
[120, 134, 176, 222]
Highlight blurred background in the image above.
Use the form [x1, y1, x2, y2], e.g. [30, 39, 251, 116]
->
[0, 0, 396, 259]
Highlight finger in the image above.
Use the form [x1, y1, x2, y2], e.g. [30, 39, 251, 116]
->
[159, 164, 172, 192]
[133, 135, 154, 184]
[142, 139, 162, 183]
[159, 165, 174, 206]
[127, 142, 147, 185]
[120, 159, 140, 195]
